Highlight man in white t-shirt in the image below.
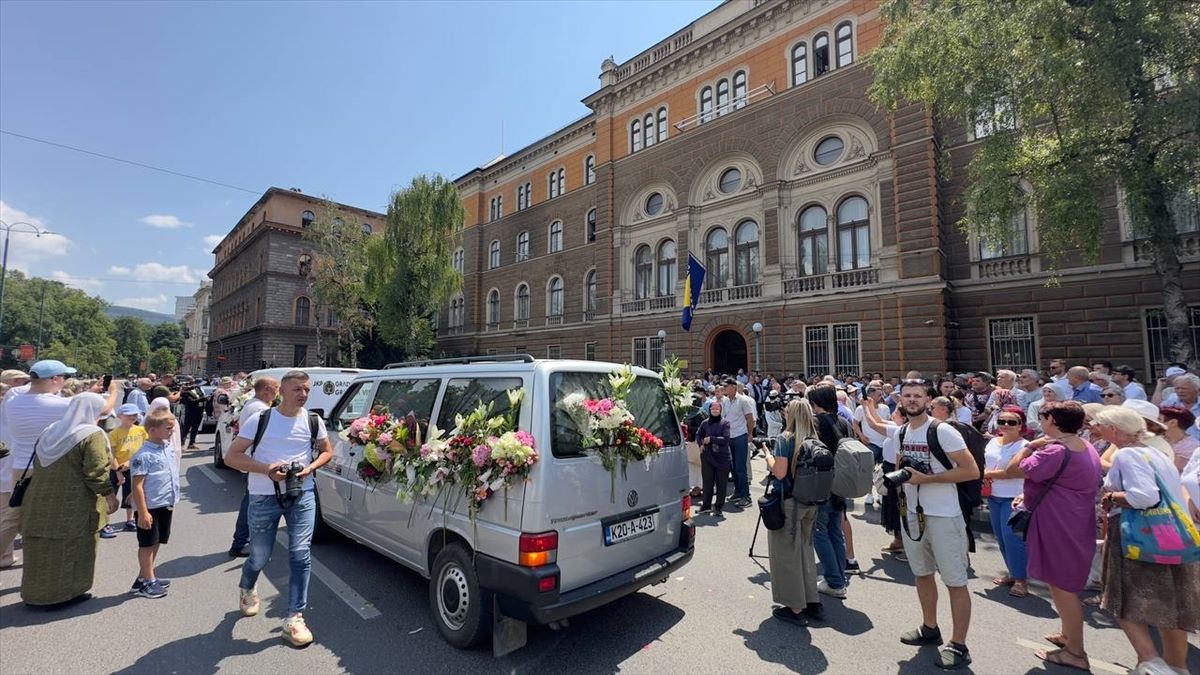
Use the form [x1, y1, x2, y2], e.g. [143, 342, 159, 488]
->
[894, 380, 979, 670]
[853, 381, 892, 462]
[719, 379, 757, 507]
[225, 371, 331, 647]
[226, 377, 280, 558]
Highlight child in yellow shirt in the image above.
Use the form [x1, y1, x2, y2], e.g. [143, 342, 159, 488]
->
[109, 403, 149, 532]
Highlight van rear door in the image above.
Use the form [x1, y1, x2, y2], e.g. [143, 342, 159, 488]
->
[532, 369, 687, 593]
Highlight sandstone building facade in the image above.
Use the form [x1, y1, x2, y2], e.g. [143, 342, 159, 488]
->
[439, 0, 1199, 378]
[206, 187, 385, 373]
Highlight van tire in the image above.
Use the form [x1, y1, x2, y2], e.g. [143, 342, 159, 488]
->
[430, 543, 490, 649]
[212, 433, 226, 469]
[311, 491, 338, 544]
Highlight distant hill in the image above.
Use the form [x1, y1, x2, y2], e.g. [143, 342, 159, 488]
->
[105, 305, 177, 325]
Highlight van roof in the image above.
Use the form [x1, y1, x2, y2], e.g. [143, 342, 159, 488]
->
[355, 357, 662, 381]
[249, 367, 371, 380]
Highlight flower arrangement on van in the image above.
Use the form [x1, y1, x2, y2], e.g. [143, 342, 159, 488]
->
[394, 388, 537, 519]
[559, 365, 666, 502]
[660, 355, 692, 422]
[225, 377, 256, 436]
[341, 412, 421, 488]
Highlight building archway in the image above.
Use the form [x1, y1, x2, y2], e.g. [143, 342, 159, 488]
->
[710, 329, 748, 376]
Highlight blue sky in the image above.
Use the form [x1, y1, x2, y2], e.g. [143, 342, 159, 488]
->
[0, 0, 719, 314]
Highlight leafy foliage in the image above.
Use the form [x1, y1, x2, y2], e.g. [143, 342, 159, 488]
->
[149, 346, 178, 373]
[302, 201, 376, 367]
[0, 270, 117, 373]
[112, 316, 151, 374]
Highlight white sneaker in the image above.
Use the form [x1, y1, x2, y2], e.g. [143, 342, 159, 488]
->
[239, 587, 260, 617]
[283, 613, 313, 646]
[1133, 658, 1176, 675]
[817, 578, 848, 599]
[864, 493, 875, 506]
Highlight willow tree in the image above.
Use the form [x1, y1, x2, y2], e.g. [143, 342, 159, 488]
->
[869, 0, 1200, 367]
[367, 175, 463, 358]
[302, 201, 376, 367]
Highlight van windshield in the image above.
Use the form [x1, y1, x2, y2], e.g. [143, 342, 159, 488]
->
[549, 371, 681, 459]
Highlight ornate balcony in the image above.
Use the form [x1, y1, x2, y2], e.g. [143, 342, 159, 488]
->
[783, 269, 879, 295]
[1133, 232, 1200, 263]
[701, 283, 762, 304]
[545, 315, 564, 326]
[977, 256, 1031, 279]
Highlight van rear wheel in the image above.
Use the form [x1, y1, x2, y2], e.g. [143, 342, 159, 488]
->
[212, 433, 226, 469]
[429, 542, 490, 649]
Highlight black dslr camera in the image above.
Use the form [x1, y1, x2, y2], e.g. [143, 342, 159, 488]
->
[883, 459, 931, 488]
[284, 462, 306, 499]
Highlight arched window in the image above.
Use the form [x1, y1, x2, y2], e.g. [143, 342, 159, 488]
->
[584, 270, 597, 317]
[556, 168, 564, 196]
[515, 284, 530, 321]
[657, 239, 677, 297]
[298, 254, 312, 277]
[657, 107, 668, 143]
[836, 196, 871, 270]
[585, 155, 596, 185]
[548, 220, 563, 253]
[814, 33, 830, 76]
[361, 223, 372, 236]
[547, 277, 564, 317]
[523, 181, 532, 208]
[489, 240, 501, 269]
[734, 220, 760, 286]
[643, 113, 655, 148]
[634, 245, 653, 299]
[487, 290, 500, 325]
[797, 205, 829, 277]
[301, 211, 315, 228]
[586, 208, 597, 243]
[732, 71, 747, 109]
[835, 22, 854, 67]
[705, 228, 729, 289]
[791, 42, 808, 86]
[547, 171, 558, 199]
[448, 297, 464, 328]
[700, 86, 713, 124]
[516, 231, 530, 261]
[716, 78, 730, 115]
[294, 297, 311, 326]
[452, 248, 464, 275]
[517, 184, 527, 210]
[981, 206, 1031, 259]
[631, 118, 642, 153]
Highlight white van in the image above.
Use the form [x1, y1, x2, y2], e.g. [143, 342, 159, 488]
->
[314, 355, 694, 654]
[212, 367, 370, 468]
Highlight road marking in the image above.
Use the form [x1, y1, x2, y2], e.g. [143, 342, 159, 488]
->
[1014, 638, 1125, 674]
[197, 464, 225, 485]
[275, 532, 381, 620]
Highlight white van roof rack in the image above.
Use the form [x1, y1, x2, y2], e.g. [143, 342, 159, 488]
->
[382, 354, 536, 370]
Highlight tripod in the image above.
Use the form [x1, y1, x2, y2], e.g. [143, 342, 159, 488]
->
[747, 475, 773, 560]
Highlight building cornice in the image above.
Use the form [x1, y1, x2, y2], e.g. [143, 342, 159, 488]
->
[455, 117, 597, 188]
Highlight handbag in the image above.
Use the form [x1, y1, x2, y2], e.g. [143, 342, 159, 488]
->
[758, 486, 786, 531]
[1008, 444, 1072, 541]
[8, 451, 37, 508]
[1119, 452, 1200, 565]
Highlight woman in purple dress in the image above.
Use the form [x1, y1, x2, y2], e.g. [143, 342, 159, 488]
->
[1001, 401, 1102, 672]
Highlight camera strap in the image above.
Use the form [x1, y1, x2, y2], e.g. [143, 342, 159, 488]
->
[897, 486, 927, 542]
[273, 480, 295, 509]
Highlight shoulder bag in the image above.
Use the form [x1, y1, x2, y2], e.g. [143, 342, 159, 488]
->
[1008, 444, 1071, 541]
[1119, 450, 1200, 565]
[8, 447, 37, 508]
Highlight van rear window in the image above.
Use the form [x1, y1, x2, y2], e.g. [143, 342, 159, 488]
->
[549, 371, 681, 459]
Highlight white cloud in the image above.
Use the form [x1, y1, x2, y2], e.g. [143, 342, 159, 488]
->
[51, 270, 103, 293]
[202, 234, 223, 253]
[109, 262, 198, 283]
[115, 294, 170, 312]
[0, 201, 74, 273]
[140, 214, 191, 229]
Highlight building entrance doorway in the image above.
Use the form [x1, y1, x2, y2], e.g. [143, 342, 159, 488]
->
[710, 330, 748, 376]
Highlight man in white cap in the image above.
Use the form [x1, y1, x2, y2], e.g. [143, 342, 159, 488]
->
[1152, 365, 1188, 406]
[0, 360, 120, 567]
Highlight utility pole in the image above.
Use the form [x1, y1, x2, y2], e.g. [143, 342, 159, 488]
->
[35, 279, 47, 358]
[0, 221, 52, 343]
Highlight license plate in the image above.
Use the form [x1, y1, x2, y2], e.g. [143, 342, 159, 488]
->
[604, 513, 656, 546]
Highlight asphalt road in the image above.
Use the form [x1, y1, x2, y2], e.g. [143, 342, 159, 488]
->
[1, 432, 1197, 674]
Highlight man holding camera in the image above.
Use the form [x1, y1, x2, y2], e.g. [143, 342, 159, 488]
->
[224, 370, 332, 647]
[893, 380, 979, 670]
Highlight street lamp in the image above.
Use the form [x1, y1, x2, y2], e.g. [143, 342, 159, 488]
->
[0, 220, 56, 344]
[751, 322, 763, 372]
[656, 329, 667, 370]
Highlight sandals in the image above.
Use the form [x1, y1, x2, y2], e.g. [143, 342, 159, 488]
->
[881, 542, 905, 553]
[1036, 648, 1090, 672]
[1082, 595, 1102, 607]
[1008, 581, 1029, 597]
[1043, 633, 1067, 648]
[936, 642, 972, 670]
[992, 575, 1015, 586]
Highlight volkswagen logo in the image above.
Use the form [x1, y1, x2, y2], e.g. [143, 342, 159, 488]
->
[626, 490, 639, 508]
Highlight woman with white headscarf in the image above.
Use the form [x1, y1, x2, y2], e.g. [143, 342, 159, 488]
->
[1027, 383, 1061, 435]
[147, 397, 182, 465]
[19, 393, 118, 607]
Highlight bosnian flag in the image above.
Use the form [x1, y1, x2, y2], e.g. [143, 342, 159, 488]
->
[681, 253, 706, 331]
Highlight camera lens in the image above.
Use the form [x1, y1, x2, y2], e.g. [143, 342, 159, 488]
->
[882, 468, 911, 488]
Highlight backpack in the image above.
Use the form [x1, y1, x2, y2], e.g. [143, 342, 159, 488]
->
[250, 409, 321, 458]
[831, 436, 876, 498]
[897, 419, 987, 509]
[792, 437, 835, 505]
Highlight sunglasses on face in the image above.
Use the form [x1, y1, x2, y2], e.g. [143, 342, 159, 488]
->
[1102, 393, 1121, 398]
[996, 419, 1022, 427]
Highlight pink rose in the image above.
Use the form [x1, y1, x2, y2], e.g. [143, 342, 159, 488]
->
[595, 399, 614, 415]
[357, 430, 371, 442]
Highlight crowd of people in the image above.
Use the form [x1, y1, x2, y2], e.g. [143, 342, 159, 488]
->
[681, 362, 1200, 674]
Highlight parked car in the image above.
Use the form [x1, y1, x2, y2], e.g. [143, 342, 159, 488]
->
[212, 367, 370, 469]
[314, 355, 694, 654]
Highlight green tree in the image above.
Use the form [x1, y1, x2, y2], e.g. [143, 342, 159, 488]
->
[149, 346, 178, 374]
[303, 201, 376, 367]
[112, 316, 151, 374]
[366, 175, 464, 358]
[869, 0, 1200, 367]
[149, 322, 184, 361]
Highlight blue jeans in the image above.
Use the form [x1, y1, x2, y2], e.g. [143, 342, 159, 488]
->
[988, 496, 1028, 580]
[231, 474, 249, 550]
[239, 490, 316, 616]
[729, 434, 750, 500]
[813, 499, 847, 589]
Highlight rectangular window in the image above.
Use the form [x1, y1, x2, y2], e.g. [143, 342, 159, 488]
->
[1145, 307, 1200, 379]
[293, 344, 308, 368]
[970, 97, 1016, 140]
[584, 342, 597, 361]
[630, 335, 665, 370]
[549, 371, 681, 458]
[804, 324, 859, 377]
[833, 324, 860, 374]
[435, 377, 523, 432]
[330, 381, 375, 432]
[547, 345, 562, 359]
[988, 317, 1038, 373]
[632, 337, 649, 369]
[804, 325, 829, 377]
[373, 378, 441, 428]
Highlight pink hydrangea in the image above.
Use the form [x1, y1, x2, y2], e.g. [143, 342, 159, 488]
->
[377, 432, 394, 446]
[348, 417, 368, 434]
[357, 430, 372, 442]
[472, 444, 492, 467]
[514, 430, 535, 449]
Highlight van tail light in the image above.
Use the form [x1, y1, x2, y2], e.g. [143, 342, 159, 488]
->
[519, 531, 558, 567]
[681, 494, 692, 520]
